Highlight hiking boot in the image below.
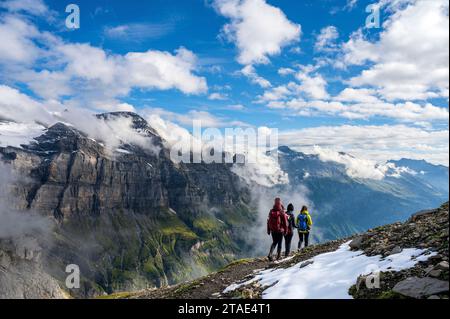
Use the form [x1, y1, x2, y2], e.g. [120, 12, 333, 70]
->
[276, 253, 282, 261]
[267, 255, 273, 262]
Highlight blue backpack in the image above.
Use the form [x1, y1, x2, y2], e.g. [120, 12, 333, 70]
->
[297, 214, 308, 231]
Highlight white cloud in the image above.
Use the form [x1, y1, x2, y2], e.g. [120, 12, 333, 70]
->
[0, 15, 40, 64]
[208, 92, 229, 100]
[0, 0, 48, 16]
[104, 22, 174, 41]
[294, 70, 329, 100]
[0, 85, 54, 124]
[334, 88, 380, 103]
[312, 146, 391, 180]
[0, 11, 208, 112]
[342, 0, 449, 100]
[278, 124, 449, 166]
[143, 108, 248, 128]
[227, 104, 245, 110]
[344, 0, 358, 11]
[213, 0, 301, 65]
[269, 97, 448, 122]
[278, 67, 295, 76]
[315, 26, 339, 52]
[240, 65, 272, 88]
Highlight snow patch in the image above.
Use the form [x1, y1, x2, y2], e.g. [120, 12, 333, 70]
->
[224, 241, 437, 299]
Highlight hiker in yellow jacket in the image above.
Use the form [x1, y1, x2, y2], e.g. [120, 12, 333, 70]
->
[296, 206, 313, 250]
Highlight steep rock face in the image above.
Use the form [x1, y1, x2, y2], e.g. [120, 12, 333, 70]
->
[0, 112, 253, 297]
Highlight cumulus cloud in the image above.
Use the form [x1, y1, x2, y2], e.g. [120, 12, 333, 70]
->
[314, 26, 339, 52]
[312, 146, 393, 180]
[240, 65, 272, 88]
[0, 9, 208, 113]
[257, 65, 329, 103]
[213, 0, 301, 65]
[208, 92, 229, 100]
[278, 124, 449, 166]
[0, 15, 41, 64]
[342, 0, 449, 101]
[0, 0, 48, 16]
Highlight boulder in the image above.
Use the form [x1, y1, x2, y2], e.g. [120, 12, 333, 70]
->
[393, 277, 449, 299]
[390, 246, 402, 255]
[436, 261, 449, 271]
[349, 236, 364, 250]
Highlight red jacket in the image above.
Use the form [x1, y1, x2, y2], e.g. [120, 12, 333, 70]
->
[267, 205, 288, 235]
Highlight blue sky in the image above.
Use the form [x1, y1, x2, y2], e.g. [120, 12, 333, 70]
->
[0, 0, 449, 165]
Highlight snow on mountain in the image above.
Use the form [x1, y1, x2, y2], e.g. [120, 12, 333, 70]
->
[224, 241, 436, 299]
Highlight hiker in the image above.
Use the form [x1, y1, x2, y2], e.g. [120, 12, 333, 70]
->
[296, 205, 313, 250]
[267, 198, 288, 261]
[284, 203, 296, 257]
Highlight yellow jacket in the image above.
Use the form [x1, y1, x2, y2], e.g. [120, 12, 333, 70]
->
[296, 210, 313, 232]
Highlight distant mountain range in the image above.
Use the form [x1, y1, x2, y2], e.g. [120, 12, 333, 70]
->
[0, 112, 448, 298]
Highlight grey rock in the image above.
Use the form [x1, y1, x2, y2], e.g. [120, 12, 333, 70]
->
[428, 270, 442, 278]
[436, 261, 449, 271]
[349, 236, 364, 250]
[410, 209, 435, 222]
[393, 277, 449, 299]
[428, 295, 440, 299]
[299, 260, 314, 268]
[390, 246, 402, 255]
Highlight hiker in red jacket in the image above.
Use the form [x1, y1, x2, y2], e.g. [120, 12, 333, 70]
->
[267, 198, 288, 261]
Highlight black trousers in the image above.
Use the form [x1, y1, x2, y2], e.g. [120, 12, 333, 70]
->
[269, 232, 283, 258]
[298, 231, 310, 248]
[284, 233, 293, 257]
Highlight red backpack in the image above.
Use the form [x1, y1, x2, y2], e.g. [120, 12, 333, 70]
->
[268, 209, 283, 233]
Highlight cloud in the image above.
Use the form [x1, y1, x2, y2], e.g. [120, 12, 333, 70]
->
[334, 88, 380, 103]
[342, 0, 449, 101]
[143, 108, 248, 128]
[294, 69, 329, 100]
[278, 124, 449, 166]
[0, 0, 48, 16]
[0, 11, 208, 113]
[213, 0, 301, 65]
[0, 85, 55, 124]
[257, 65, 329, 102]
[0, 15, 41, 64]
[0, 161, 51, 240]
[312, 146, 394, 180]
[208, 92, 229, 100]
[314, 26, 339, 52]
[344, 0, 358, 11]
[104, 22, 174, 41]
[240, 65, 272, 88]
